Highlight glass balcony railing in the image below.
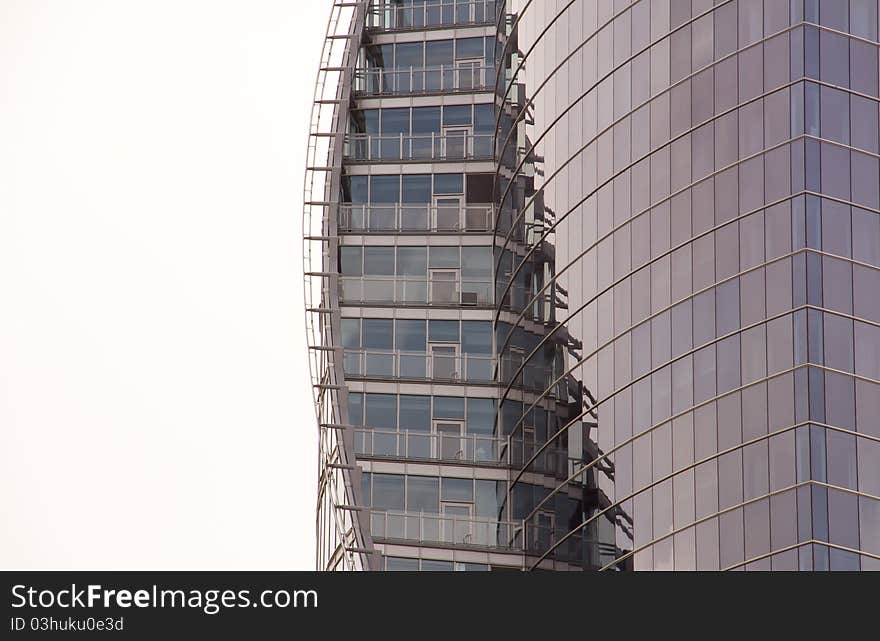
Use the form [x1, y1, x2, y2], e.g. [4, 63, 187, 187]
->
[354, 64, 496, 95]
[354, 428, 504, 463]
[366, 0, 497, 30]
[343, 349, 495, 383]
[368, 509, 519, 549]
[339, 276, 493, 307]
[344, 133, 494, 162]
[339, 203, 494, 233]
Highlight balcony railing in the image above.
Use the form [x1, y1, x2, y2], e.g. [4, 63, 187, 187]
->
[354, 64, 495, 95]
[366, 0, 496, 30]
[354, 428, 504, 463]
[368, 509, 519, 549]
[344, 132, 494, 161]
[339, 276, 493, 307]
[339, 203, 494, 233]
[343, 349, 494, 383]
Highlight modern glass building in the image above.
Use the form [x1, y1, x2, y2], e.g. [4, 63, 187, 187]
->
[305, 0, 880, 571]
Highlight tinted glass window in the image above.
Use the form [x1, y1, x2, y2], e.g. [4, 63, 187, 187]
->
[365, 393, 397, 429]
[434, 173, 463, 194]
[370, 175, 400, 203]
[372, 474, 405, 510]
[399, 395, 430, 432]
[363, 319, 393, 349]
[396, 319, 427, 351]
[402, 174, 431, 203]
[363, 247, 395, 275]
[429, 320, 460, 342]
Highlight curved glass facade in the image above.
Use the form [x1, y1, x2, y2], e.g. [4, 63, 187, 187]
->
[309, 0, 880, 571]
[495, 0, 880, 570]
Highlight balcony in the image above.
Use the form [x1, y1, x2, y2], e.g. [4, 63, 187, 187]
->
[354, 64, 496, 96]
[343, 349, 495, 383]
[339, 203, 494, 233]
[366, 0, 497, 31]
[339, 276, 493, 307]
[368, 509, 519, 550]
[344, 132, 494, 162]
[354, 428, 504, 464]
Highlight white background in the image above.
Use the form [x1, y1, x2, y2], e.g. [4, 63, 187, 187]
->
[0, 0, 328, 569]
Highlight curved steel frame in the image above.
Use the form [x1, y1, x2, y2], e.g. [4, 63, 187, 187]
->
[303, 0, 377, 571]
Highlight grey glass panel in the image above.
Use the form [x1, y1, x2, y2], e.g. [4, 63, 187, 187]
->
[850, 0, 878, 40]
[429, 320, 459, 343]
[434, 173, 463, 194]
[429, 246, 459, 268]
[370, 175, 400, 203]
[341, 318, 361, 348]
[412, 106, 441, 134]
[402, 174, 431, 203]
[434, 396, 465, 420]
[407, 476, 439, 513]
[372, 473, 405, 510]
[474, 103, 494, 132]
[339, 246, 362, 275]
[443, 105, 472, 126]
[346, 175, 368, 203]
[462, 321, 492, 354]
[381, 107, 410, 134]
[363, 247, 395, 275]
[820, 86, 849, 144]
[425, 39, 454, 65]
[363, 319, 393, 350]
[365, 393, 397, 429]
[399, 395, 430, 432]
[820, 31, 849, 87]
[397, 247, 427, 276]
[396, 319, 426, 351]
[395, 42, 423, 68]
[385, 557, 419, 571]
[441, 477, 473, 501]
[348, 392, 363, 427]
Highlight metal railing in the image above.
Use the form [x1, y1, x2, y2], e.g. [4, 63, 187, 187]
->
[344, 132, 494, 161]
[343, 349, 495, 383]
[354, 428, 504, 463]
[339, 276, 493, 306]
[339, 203, 494, 233]
[366, 0, 496, 30]
[369, 509, 518, 549]
[354, 64, 495, 95]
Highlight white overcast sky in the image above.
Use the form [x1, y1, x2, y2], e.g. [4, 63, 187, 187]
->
[0, 1, 329, 569]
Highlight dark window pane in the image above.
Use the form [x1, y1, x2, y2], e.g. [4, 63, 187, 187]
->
[467, 398, 495, 434]
[434, 173, 463, 194]
[363, 319, 393, 349]
[396, 319, 426, 351]
[381, 107, 410, 135]
[397, 246, 427, 276]
[402, 174, 431, 203]
[340, 246, 362, 275]
[441, 477, 473, 501]
[399, 395, 430, 432]
[411, 106, 441, 134]
[434, 396, 465, 419]
[341, 318, 361, 348]
[372, 473, 405, 510]
[370, 175, 400, 203]
[407, 476, 439, 512]
[461, 321, 492, 354]
[363, 246, 395, 275]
